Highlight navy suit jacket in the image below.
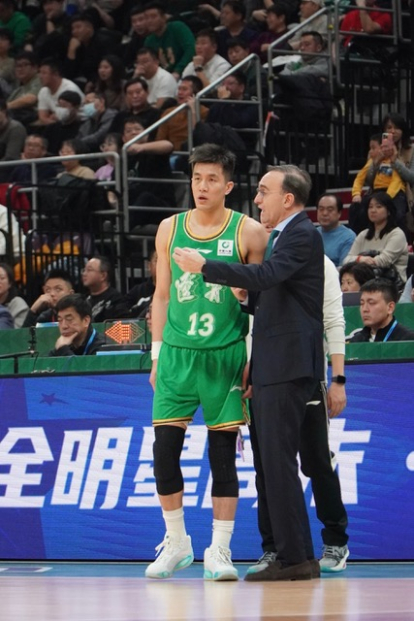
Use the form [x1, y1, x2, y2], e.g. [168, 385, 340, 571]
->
[202, 211, 325, 386]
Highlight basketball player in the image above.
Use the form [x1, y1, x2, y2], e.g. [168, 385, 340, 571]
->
[145, 143, 267, 581]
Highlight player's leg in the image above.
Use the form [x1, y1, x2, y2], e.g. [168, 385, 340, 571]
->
[146, 345, 198, 579]
[201, 341, 247, 581]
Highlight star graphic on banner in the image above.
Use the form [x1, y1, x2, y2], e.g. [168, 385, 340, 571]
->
[40, 393, 69, 406]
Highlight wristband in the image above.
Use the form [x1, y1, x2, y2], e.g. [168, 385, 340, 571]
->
[195, 65, 204, 72]
[151, 341, 162, 360]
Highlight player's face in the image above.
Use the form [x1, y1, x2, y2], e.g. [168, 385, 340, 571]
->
[191, 163, 234, 212]
[254, 170, 289, 228]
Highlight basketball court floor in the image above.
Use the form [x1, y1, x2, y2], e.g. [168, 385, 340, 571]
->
[1, 561, 414, 621]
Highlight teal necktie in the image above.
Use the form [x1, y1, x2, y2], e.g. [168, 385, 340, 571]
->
[264, 229, 279, 260]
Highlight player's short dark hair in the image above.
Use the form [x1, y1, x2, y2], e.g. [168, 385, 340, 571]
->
[189, 144, 236, 181]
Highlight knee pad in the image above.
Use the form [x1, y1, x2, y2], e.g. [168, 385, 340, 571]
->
[153, 425, 185, 496]
[208, 430, 239, 498]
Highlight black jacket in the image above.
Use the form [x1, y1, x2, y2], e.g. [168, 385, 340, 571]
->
[349, 317, 414, 342]
[49, 325, 105, 356]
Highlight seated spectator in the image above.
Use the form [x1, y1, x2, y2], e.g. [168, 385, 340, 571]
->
[122, 5, 149, 74]
[288, 0, 328, 51]
[81, 255, 128, 322]
[0, 262, 28, 327]
[49, 293, 105, 356]
[23, 268, 75, 327]
[26, 0, 71, 63]
[182, 28, 230, 88]
[249, 3, 290, 64]
[0, 100, 26, 179]
[348, 278, 414, 342]
[0, 302, 12, 327]
[155, 75, 208, 152]
[94, 55, 125, 110]
[339, 261, 376, 292]
[0, 0, 31, 52]
[134, 46, 177, 109]
[216, 0, 258, 61]
[123, 117, 175, 228]
[37, 58, 84, 126]
[7, 51, 41, 126]
[0, 28, 14, 96]
[227, 36, 267, 97]
[94, 132, 122, 181]
[109, 77, 160, 135]
[340, 0, 392, 49]
[10, 134, 58, 183]
[64, 12, 108, 88]
[43, 89, 82, 155]
[206, 70, 259, 151]
[344, 191, 408, 284]
[0, 201, 24, 258]
[124, 249, 157, 318]
[281, 30, 328, 77]
[399, 274, 414, 303]
[350, 133, 408, 234]
[316, 193, 356, 266]
[58, 139, 95, 179]
[77, 92, 117, 153]
[144, 1, 195, 79]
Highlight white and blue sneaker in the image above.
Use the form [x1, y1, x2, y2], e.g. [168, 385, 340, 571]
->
[319, 545, 349, 573]
[145, 534, 194, 579]
[204, 545, 239, 581]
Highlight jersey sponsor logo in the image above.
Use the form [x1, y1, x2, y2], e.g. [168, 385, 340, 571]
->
[196, 249, 213, 255]
[217, 240, 234, 256]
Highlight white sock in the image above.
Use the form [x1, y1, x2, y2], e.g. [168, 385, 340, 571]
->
[211, 519, 235, 550]
[163, 507, 187, 539]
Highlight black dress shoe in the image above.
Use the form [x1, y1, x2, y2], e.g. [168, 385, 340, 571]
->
[244, 559, 312, 582]
[309, 558, 320, 579]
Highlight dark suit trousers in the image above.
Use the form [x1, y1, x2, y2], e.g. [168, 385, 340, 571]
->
[251, 377, 318, 565]
[250, 381, 348, 560]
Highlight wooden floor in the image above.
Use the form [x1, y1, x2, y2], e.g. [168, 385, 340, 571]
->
[1, 562, 414, 621]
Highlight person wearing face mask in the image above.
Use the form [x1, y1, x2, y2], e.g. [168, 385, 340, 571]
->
[43, 90, 82, 155]
[77, 92, 118, 153]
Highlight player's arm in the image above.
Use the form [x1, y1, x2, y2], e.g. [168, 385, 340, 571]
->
[241, 217, 268, 265]
[149, 217, 173, 390]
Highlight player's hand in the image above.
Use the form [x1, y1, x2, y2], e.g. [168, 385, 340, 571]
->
[173, 247, 206, 273]
[149, 359, 157, 391]
[242, 362, 252, 398]
[327, 383, 346, 418]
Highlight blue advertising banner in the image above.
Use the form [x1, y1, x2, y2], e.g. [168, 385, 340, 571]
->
[0, 362, 413, 561]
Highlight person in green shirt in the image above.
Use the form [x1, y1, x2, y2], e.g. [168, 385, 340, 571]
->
[144, 1, 195, 79]
[0, 0, 31, 52]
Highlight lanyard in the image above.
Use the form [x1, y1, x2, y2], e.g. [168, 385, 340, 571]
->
[83, 329, 96, 355]
[382, 320, 398, 343]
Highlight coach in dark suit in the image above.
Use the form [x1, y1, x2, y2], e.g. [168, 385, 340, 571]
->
[173, 165, 325, 580]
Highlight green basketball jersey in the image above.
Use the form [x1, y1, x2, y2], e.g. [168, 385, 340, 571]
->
[163, 209, 249, 349]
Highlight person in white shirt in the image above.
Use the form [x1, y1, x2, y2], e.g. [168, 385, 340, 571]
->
[182, 28, 231, 88]
[134, 47, 177, 109]
[37, 58, 84, 125]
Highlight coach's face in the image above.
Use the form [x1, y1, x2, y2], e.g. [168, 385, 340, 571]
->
[254, 170, 294, 228]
